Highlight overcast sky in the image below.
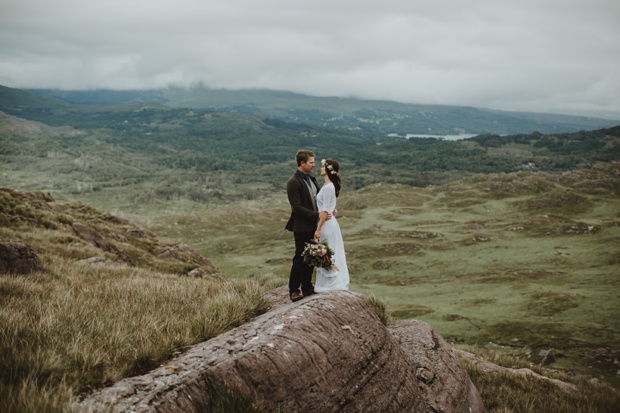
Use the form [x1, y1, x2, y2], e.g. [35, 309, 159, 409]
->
[1, 0, 619, 118]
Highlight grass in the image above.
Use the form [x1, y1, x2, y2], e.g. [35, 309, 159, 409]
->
[1, 162, 619, 412]
[0, 189, 278, 413]
[0, 258, 274, 413]
[459, 345, 620, 413]
[145, 163, 619, 412]
[467, 365, 619, 413]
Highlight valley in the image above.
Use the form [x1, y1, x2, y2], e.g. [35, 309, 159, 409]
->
[1, 85, 619, 411]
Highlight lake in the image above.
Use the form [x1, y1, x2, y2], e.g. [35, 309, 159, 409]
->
[405, 133, 478, 141]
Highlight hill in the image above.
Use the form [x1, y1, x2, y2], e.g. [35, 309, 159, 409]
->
[2, 83, 620, 412]
[1, 103, 619, 217]
[148, 162, 620, 388]
[0, 188, 219, 276]
[0, 186, 283, 412]
[23, 85, 620, 135]
[1, 161, 619, 411]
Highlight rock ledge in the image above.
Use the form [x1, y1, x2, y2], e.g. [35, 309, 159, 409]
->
[76, 290, 484, 412]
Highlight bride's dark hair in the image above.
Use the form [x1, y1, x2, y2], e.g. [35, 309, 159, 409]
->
[324, 159, 341, 197]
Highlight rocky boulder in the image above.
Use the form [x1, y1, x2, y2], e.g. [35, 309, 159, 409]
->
[157, 243, 218, 275]
[391, 319, 486, 413]
[0, 241, 43, 274]
[71, 222, 109, 250]
[75, 290, 485, 413]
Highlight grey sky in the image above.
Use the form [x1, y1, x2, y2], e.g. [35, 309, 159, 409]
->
[1, 0, 619, 118]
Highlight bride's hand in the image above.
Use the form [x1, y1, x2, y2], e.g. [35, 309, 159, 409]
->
[314, 229, 321, 240]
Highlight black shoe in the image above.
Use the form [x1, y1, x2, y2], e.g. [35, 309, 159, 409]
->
[302, 288, 315, 297]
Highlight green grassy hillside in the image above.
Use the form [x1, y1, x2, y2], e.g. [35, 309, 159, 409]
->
[1, 85, 620, 411]
[149, 163, 620, 390]
[0, 187, 281, 413]
[1, 161, 619, 411]
[0, 87, 620, 413]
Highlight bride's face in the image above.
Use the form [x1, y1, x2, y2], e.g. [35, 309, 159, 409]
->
[320, 165, 326, 176]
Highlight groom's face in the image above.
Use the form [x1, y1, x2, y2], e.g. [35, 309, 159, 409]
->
[300, 157, 315, 174]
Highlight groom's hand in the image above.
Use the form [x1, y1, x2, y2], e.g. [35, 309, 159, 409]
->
[326, 209, 337, 220]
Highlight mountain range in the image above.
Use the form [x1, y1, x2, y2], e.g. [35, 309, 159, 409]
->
[2, 84, 617, 136]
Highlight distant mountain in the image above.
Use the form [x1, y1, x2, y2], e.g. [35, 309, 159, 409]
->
[0, 84, 70, 111]
[19, 85, 619, 136]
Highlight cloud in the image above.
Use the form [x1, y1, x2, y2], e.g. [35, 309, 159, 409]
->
[1, 0, 619, 118]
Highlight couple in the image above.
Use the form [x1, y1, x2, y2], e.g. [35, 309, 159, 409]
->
[285, 149, 350, 302]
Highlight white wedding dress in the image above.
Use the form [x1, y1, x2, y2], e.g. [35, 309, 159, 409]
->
[314, 182, 350, 292]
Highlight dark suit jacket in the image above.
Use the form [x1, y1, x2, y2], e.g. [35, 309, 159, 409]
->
[285, 171, 320, 232]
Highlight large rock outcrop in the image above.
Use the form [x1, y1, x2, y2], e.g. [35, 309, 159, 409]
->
[76, 290, 484, 412]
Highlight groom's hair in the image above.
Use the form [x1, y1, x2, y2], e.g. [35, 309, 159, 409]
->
[295, 150, 315, 166]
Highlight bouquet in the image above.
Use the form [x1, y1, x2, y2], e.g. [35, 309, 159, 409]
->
[302, 240, 335, 269]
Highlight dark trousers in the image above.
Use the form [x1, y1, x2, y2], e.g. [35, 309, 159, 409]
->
[289, 231, 315, 294]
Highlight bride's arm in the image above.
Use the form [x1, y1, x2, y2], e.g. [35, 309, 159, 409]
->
[315, 186, 336, 239]
[326, 185, 337, 219]
[314, 211, 329, 240]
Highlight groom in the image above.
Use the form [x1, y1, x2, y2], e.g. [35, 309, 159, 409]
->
[285, 149, 321, 302]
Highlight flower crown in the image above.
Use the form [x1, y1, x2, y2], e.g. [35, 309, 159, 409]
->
[321, 159, 337, 175]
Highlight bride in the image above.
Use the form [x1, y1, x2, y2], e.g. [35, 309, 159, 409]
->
[313, 159, 350, 292]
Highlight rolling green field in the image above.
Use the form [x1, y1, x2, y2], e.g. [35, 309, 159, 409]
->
[1, 163, 618, 412]
[148, 163, 620, 387]
[2, 87, 620, 410]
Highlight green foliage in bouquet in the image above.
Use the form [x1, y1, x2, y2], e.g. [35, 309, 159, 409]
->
[301, 240, 335, 269]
